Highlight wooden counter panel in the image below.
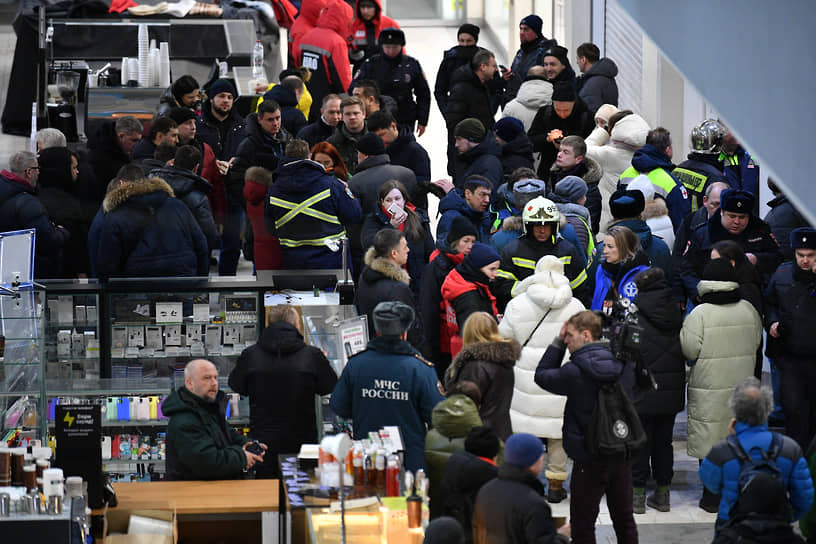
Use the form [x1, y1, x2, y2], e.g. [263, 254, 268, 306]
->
[109, 480, 279, 514]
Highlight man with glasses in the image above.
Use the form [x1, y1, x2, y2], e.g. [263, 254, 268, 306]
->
[0, 151, 69, 278]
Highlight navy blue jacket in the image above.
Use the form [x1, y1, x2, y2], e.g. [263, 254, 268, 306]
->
[387, 129, 431, 186]
[361, 205, 434, 298]
[97, 177, 209, 279]
[503, 36, 559, 103]
[330, 335, 444, 472]
[627, 144, 691, 229]
[576, 58, 619, 114]
[87, 121, 132, 201]
[499, 132, 535, 182]
[263, 85, 308, 137]
[0, 171, 69, 279]
[296, 118, 336, 148]
[535, 339, 634, 466]
[196, 101, 246, 161]
[453, 134, 503, 191]
[721, 146, 760, 213]
[351, 52, 431, 127]
[764, 194, 809, 261]
[265, 157, 362, 269]
[87, 205, 104, 278]
[149, 166, 218, 251]
[436, 189, 491, 245]
[700, 422, 813, 521]
[229, 113, 291, 206]
[131, 137, 157, 162]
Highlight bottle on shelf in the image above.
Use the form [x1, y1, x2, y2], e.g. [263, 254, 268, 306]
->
[252, 40, 264, 80]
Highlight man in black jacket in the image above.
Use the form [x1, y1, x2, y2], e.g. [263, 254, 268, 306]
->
[435, 24, 482, 117]
[87, 116, 143, 202]
[131, 116, 178, 161]
[501, 14, 558, 103]
[535, 310, 638, 543]
[0, 151, 69, 279]
[296, 94, 342, 147]
[368, 110, 431, 207]
[445, 50, 498, 176]
[472, 432, 570, 543]
[229, 305, 337, 477]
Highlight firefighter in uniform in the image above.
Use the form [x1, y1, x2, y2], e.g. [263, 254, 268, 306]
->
[350, 28, 431, 136]
[672, 119, 730, 213]
[265, 147, 362, 270]
[493, 196, 590, 310]
[330, 301, 444, 472]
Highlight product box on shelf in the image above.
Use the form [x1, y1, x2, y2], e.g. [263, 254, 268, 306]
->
[103, 508, 177, 544]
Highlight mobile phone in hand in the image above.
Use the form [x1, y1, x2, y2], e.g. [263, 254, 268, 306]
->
[247, 441, 264, 455]
[387, 203, 402, 217]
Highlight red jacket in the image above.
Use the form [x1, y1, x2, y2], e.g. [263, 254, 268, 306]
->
[440, 266, 498, 357]
[199, 141, 226, 226]
[299, 0, 353, 106]
[289, 0, 328, 66]
[347, 0, 399, 58]
[243, 177, 283, 270]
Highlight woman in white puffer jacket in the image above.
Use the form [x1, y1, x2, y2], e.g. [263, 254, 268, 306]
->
[585, 110, 651, 234]
[498, 255, 585, 501]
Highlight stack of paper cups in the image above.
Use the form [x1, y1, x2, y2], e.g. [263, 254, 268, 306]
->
[137, 24, 151, 87]
[150, 48, 160, 86]
[159, 42, 171, 88]
[128, 58, 139, 83]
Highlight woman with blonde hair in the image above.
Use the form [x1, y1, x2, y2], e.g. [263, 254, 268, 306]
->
[444, 311, 520, 440]
[587, 224, 650, 312]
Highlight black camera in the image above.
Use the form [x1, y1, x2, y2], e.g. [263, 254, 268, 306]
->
[599, 298, 656, 391]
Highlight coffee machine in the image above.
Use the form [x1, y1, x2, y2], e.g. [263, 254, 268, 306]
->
[47, 61, 89, 143]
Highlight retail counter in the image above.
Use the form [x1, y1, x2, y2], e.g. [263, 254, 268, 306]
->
[100, 479, 280, 543]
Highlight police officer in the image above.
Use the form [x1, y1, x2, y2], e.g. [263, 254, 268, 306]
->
[676, 189, 782, 303]
[493, 196, 590, 310]
[672, 118, 730, 213]
[350, 28, 431, 137]
[330, 301, 444, 472]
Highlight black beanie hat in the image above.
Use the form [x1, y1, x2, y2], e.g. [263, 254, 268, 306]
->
[457, 23, 480, 42]
[551, 82, 576, 102]
[609, 189, 646, 219]
[356, 132, 386, 156]
[702, 257, 738, 283]
[423, 517, 465, 544]
[446, 215, 479, 246]
[519, 14, 543, 38]
[464, 426, 500, 459]
[168, 107, 197, 125]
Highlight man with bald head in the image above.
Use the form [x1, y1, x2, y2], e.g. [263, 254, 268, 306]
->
[162, 359, 266, 480]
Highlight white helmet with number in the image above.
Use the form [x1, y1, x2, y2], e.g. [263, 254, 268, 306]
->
[522, 196, 560, 235]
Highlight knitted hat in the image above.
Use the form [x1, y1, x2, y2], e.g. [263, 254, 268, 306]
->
[423, 517, 465, 544]
[168, 107, 197, 125]
[791, 227, 816, 250]
[457, 23, 480, 42]
[720, 189, 755, 214]
[627, 174, 655, 201]
[372, 301, 415, 336]
[551, 82, 576, 102]
[379, 27, 405, 46]
[504, 432, 544, 467]
[519, 14, 543, 38]
[446, 215, 479, 245]
[554, 175, 588, 203]
[595, 104, 619, 125]
[454, 118, 486, 142]
[467, 243, 500, 269]
[207, 78, 236, 99]
[356, 133, 386, 156]
[543, 45, 570, 68]
[494, 117, 524, 143]
[609, 189, 646, 219]
[464, 426, 500, 459]
[513, 178, 547, 211]
[702, 257, 738, 283]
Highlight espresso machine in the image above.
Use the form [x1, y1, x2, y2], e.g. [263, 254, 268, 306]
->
[47, 61, 89, 143]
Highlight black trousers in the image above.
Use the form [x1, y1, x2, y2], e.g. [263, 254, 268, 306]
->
[571, 459, 638, 544]
[631, 413, 677, 488]
[778, 359, 816, 450]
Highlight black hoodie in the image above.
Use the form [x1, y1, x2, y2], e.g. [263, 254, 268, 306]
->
[227, 321, 338, 462]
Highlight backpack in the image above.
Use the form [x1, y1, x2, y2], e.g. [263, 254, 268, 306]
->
[726, 433, 788, 518]
[584, 367, 647, 459]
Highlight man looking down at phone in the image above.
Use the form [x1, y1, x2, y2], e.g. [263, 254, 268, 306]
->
[163, 359, 266, 480]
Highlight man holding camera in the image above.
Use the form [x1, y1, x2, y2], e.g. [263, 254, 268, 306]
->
[163, 359, 266, 480]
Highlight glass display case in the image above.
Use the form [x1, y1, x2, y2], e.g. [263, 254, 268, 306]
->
[0, 287, 47, 442]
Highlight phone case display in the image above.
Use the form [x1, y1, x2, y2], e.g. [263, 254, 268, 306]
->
[43, 286, 101, 383]
[108, 287, 261, 379]
[0, 288, 47, 442]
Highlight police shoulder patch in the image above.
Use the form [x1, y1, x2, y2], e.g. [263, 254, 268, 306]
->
[413, 354, 434, 367]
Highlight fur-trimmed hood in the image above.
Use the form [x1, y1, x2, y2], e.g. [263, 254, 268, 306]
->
[363, 247, 410, 285]
[582, 156, 602, 184]
[696, 279, 740, 297]
[446, 339, 521, 385]
[245, 166, 275, 187]
[511, 261, 575, 307]
[103, 177, 175, 213]
[641, 197, 669, 220]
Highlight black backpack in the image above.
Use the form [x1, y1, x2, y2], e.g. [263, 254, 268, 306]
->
[726, 433, 788, 518]
[584, 368, 647, 459]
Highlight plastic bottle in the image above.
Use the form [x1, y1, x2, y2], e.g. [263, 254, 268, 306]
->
[374, 448, 386, 496]
[252, 40, 264, 80]
[385, 455, 400, 497]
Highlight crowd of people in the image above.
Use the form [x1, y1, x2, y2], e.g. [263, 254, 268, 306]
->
[2, 3, 816, 542]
